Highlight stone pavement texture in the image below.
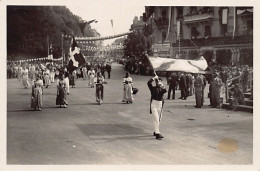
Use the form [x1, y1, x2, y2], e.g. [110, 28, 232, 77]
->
[7, 63, 253, 165]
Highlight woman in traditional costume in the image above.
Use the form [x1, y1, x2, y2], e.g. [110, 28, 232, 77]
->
[31, 75, 43, 111]
[22, 67, 30, 88]
[56, 74, 68, 108]
[43, 68, 51, 88]
[122, 72, 134, 103]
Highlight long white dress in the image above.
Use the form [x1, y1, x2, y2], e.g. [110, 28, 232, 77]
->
[123, 77, 134, 103]
[88, 69, 95, 87]
[43, 69, 51, 87]
[22, 69, 30, 88]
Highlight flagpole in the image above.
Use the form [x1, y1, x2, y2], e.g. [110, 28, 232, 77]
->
[178, 36, 181, 58]
[47, 35, 49, 59]
[233, 7, 236, 39]
[166, 6, 171, 42]
[62, 34, 64, 67]
[177, 20, 181, 58]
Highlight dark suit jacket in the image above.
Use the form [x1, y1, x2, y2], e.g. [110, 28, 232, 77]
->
[168, 73, 178, 87]
[179, 74, 187, 89]
[186, 74, 191, 88]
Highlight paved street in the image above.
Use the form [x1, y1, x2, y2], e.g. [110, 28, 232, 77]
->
[7, 63, 253, 165]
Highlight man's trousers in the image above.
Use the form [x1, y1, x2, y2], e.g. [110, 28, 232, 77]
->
[151, 100, 163, 134]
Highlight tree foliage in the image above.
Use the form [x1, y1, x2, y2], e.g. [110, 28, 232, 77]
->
[7, 6, 98, 60]
[123, 30, 153, 75]
[124, 31, 146, 60]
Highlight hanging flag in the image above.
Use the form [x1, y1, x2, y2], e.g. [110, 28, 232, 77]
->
[222, 8, 228, 24]
[67, 37, 86, 73]
[176, 21, 180, 40]
[148, 56, 208, 73]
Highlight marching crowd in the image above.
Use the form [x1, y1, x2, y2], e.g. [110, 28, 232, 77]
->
[7, 60, 252, 140]
[7, 61, 112, 110]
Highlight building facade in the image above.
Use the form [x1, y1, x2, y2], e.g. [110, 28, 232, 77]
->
[143, 6, 253, 66]
[130, 16, 145, 31]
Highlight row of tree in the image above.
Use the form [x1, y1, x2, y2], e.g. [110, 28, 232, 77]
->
[7, 6, 99, 60]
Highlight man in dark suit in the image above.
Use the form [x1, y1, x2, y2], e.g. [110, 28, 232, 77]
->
[100, 64, 106, 79]
[200, 74, 207, 106]
[194, 73, 203, 108]
[185, 73, 191, 98]
[179, 72, 187, 100]
[106, 63, 112, 79]
[167, 72, 178, 100]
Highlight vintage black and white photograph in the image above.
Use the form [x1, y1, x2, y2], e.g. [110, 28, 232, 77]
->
[2, 0, 260, 170]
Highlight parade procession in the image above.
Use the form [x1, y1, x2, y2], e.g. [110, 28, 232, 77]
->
[5, 2, 257, 168]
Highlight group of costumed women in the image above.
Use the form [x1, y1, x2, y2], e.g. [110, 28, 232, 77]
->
[31, 67, 136, 111]
[31, 70, 69, 111]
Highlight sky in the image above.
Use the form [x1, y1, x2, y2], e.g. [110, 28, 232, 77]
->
[66, 0, 145, 45]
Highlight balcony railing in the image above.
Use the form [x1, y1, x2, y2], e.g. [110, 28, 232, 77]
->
[172, 36, 253, 47]
[184, 13, 214, 23]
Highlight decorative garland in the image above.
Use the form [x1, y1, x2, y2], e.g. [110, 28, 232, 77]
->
[83, 45, 124, 52]
[9, 57, 63, 63]
[75, 31, 133, 41]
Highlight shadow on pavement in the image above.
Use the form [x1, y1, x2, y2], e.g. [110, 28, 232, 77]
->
[101, 102, 128, 105]
[7, 109, 36, 112]
[77, 124, 146, 136]
[69, 102, 126, 105]
[44, 106, 64, 109]
[70, 86, 93, 89]
[8, 106, 66, 112]
[93, 134, 154, 143]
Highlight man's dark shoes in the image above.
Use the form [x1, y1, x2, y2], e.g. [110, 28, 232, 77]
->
[155, 133, 164, 140]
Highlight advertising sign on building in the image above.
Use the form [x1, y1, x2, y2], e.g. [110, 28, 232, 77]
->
[153, 43, 170, 57]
